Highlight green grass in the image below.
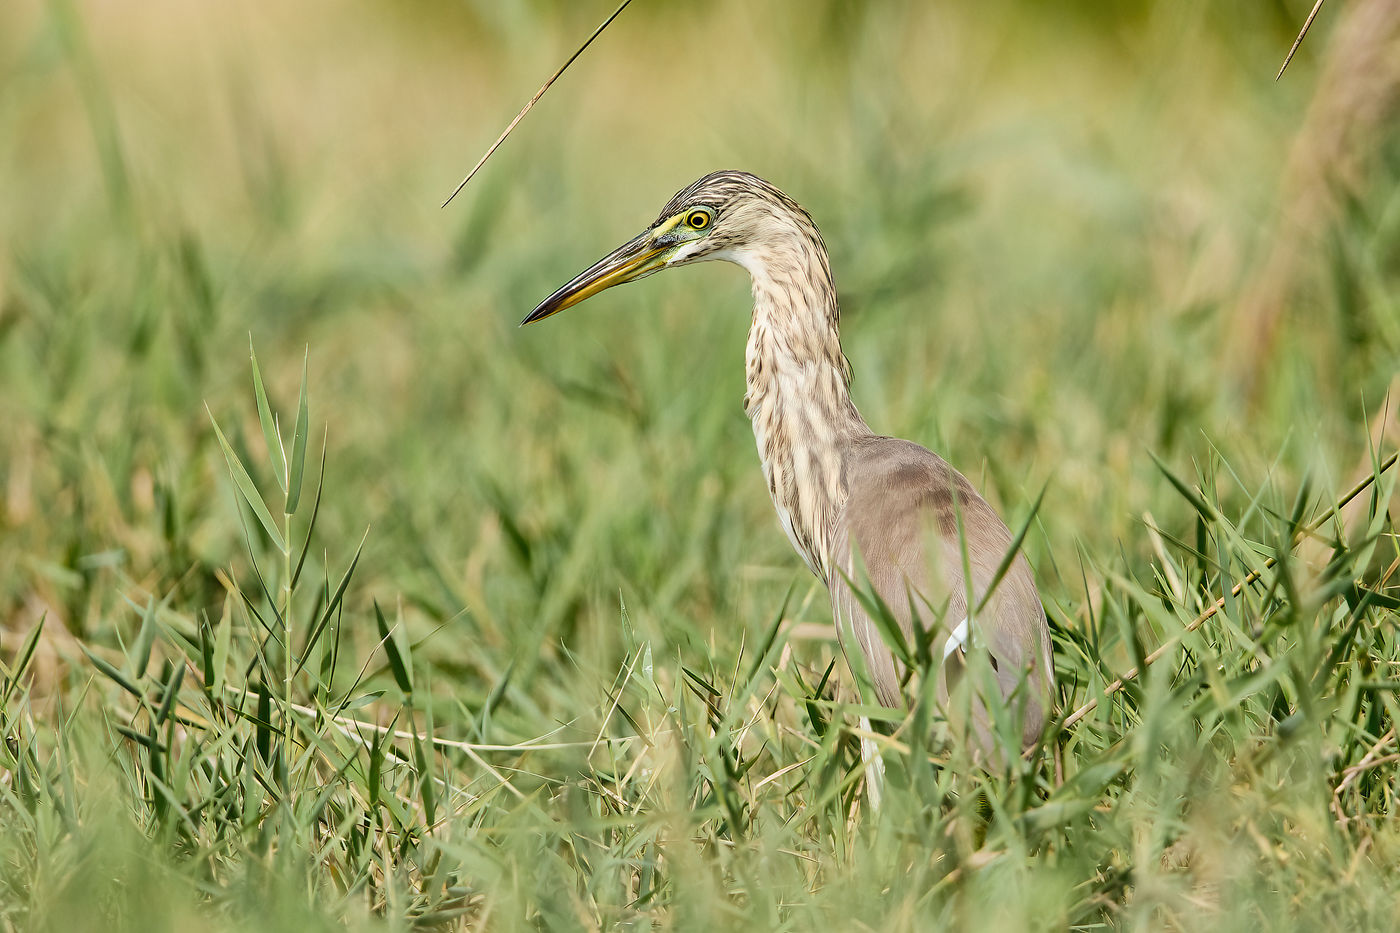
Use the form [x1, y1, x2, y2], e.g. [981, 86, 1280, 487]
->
[3, 0, 1400, 929]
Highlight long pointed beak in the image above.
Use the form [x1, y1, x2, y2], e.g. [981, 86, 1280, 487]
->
[522, 230, 669, 326]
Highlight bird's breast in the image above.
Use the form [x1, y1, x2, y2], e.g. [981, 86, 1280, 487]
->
[747, 371, 846, 579]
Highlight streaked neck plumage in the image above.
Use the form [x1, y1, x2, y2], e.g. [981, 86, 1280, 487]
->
[728, 220, 871, 578]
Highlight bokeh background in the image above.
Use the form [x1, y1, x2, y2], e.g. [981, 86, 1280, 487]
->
[2, 1, 1400, 929]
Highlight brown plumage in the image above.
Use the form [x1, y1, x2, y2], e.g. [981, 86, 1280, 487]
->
[525, 170, 1054, 760]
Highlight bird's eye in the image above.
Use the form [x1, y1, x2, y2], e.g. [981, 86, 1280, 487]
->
[686, 209, 711, 230]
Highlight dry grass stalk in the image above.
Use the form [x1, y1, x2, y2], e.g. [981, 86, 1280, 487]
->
[1230, 0, 1400, 401]
[441, 0, 636, 207]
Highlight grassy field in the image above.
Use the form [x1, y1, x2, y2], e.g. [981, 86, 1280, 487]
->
[3, 0, 1400, 929]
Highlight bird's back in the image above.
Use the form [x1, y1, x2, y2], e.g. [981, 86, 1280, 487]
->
[828, 435, 1054, 752]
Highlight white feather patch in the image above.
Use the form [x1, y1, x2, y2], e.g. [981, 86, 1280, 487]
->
[942, 616, 970, 664]
[858, 715, 885, 809]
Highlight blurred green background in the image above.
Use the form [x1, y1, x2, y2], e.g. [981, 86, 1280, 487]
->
[6, 0, 1395, 671]
[2, 0, 1400, 929]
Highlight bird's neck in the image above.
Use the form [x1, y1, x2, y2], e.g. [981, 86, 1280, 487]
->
[739, 239, 870, 577]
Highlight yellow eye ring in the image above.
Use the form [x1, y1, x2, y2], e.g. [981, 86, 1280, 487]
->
[686, 209, 710, 230]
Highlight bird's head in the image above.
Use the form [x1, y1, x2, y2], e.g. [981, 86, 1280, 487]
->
[522, 170, 808, 325]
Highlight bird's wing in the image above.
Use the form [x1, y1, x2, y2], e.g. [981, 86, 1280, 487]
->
[828, 436, 1053, 743]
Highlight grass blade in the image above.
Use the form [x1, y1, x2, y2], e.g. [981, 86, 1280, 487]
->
[1150, 451, 1218, 522]
[250, 339, 288, 493]
[213, 594, 233, 699]
[413, 670, 437, 826]
[1, 615, 45, 709]
[294, 529, 367, 676]
[976, 480, 1048, 616]
[207, 406, 288, 554]
[374, 601, 413, 697]
[285, 347, 310, 515]
[83, 646, 142, 700]
[291, 435, 327, 590]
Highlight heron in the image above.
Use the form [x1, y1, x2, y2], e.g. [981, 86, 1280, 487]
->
[524, 170, 1054, 768]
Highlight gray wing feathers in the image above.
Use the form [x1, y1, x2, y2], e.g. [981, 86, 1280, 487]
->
[828, 436, 1054, 750]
